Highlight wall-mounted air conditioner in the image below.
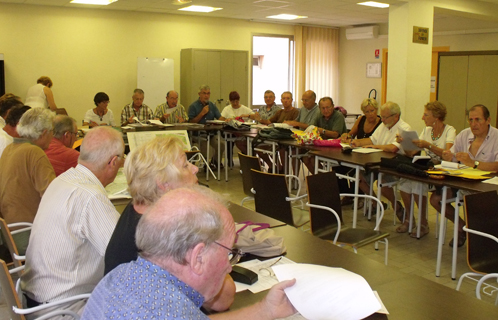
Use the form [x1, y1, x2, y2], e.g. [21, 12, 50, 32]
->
[345, 26, 379, 40]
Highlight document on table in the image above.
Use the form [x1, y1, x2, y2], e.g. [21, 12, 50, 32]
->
[399, 130, 421, 151]
[483, 177, 498, 185]
[105, 169, 131, 199]
[146, 119, 173, 127]
[352, 148, 383, 154]
[234, 256, 296, 293]
[273, 264, 386, 320]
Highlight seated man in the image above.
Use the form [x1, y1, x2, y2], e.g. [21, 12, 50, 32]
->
[0, 105, 30, 158]
[252, 90, 281, 122]
[21, 127, 124, 317]
[257, 91, 299, 172]
[351, 101, 410, 222]
[104, 136, 235, 312]
[155, 90, 188, 124]
[45, 115, 79, 176]
[82, 186, 297, 320]
[0, 108, 55, 227]
[188, 85, 224, 169]
[302, 97, 347, 173]
[433, 104, 498, 247]
[120, 88, 154, 126]
[283, 90, 320, 130]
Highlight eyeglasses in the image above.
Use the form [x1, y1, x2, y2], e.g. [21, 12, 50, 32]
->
[108, 154, 125, 165]
[381, 114, 396, 120]
[468, 118, 484, 124]
[214, 241, 244, 265]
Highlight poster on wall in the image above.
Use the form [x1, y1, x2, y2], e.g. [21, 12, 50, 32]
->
[137, 57, 174, 112]
[366, 62, 382, 78]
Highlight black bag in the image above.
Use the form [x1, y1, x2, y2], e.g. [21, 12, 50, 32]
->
[223, 119, 251, 131]
[380, 154, 433, 177]
[252, 127, 294, 150]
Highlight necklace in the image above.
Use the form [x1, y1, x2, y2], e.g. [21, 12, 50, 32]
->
[431, 125, 444, 141]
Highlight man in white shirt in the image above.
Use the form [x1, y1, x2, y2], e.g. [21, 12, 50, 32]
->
[351, 101, 412, 220]
[21, 126, 124, 317]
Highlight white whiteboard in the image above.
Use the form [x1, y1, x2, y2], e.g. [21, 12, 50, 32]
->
[137, 57, 174, 113]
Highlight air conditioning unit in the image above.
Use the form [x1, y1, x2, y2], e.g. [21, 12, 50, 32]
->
[345, 26, 379, 40]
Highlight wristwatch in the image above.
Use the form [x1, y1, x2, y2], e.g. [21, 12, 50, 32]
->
[322, 129, 326, 135]
[473, 161, 479, 169]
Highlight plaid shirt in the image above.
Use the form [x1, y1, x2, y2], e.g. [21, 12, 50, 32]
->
[258, 103, 281, 120]
[120, 103, 154, 125]
[154, 103, 189, 124]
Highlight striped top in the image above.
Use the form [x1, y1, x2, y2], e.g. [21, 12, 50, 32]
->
[120, 103, 154, 125]
[21, 164, 119, 303]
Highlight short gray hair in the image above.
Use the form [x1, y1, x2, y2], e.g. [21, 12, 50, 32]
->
[281, 91, 293, 99]
[198, 85, 210, 93]
[133, 88, 144, 95]
[136, 186, 228, 265]
[53, 115, 77, 139]
[17, 108, 55, 140]
[381, 101, 401, 116]
[319, 97, 334, 106]
[264, 90, 275, 96]
[125, 136, 186, 206]
[79, 127, 124, 170]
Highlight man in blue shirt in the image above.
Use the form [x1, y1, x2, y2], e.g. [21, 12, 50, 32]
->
[82, 186, 297, 320]
[188, 85, 224, 169]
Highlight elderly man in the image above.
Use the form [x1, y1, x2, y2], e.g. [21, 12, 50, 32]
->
[252, 90, 281, 122]
[155, 90, 188, 124]
[431, 104, 498, 247]
[0, 105, 30, 158]
[120, 88, 154, 126]
[258, 91, 299, 125]
[188, 85, 224, 169]
[0, 108, 55, 226]
[45, 115, 79, 176]
[21, 127, 123, 316]
[302, 97, 348, 173]
[351, 101, 411, 220]
[0, 93, 23, 128]
[82, 186, 296, 320]
[284, 90, 320, 129]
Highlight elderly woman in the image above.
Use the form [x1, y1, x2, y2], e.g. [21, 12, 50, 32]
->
[104, 135, 235, 312]
[341, 98, 381, 142]
[25, 76, 57, 111]
[219, 91, 254, 121]
[396, 101, 455, 236]
[83, 92, 115, 128]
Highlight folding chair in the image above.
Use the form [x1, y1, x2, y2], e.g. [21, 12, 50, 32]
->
[0, 218, 31, 276]
[306, 171, 389, 265]
[456, 191, 498, 305]
[0, 260, 90, 320]
[250, 169, 309, 228]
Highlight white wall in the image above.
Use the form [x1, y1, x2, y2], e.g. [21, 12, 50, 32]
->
[0, 3, 294, 124]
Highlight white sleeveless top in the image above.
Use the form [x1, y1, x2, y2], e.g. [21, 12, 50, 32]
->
[25, 83, 48, 109]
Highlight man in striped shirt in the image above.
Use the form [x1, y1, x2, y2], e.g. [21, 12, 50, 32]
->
[21, 126, 124, 318]
[120, 88, 154, 126]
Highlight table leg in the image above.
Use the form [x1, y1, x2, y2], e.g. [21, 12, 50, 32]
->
[206, 133, 210, 181]
[436, 186, 448, 277]
[377, 173, 383, 229]
[451, 192, 461, 280]
[224, 132, 229, 182]
[217, 130, 221, 181]
[416, 188, 423, 238]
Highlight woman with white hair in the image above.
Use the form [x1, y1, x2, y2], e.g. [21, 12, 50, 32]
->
[104, 135, 235, 312]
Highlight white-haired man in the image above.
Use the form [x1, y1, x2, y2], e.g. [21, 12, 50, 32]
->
[82, 186, 297, 320]
[21, 127, 124, 317]
[45, 115, 79, 176]
[120, 88, 154, 126]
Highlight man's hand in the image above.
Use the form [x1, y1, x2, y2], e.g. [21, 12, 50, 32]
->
[442, 150, 453, 161]
[261, 279, 297, 319]
[455, 152, 473, 167]
[161, 114, 171, 122]
[128, 116, 135, 124]
[176, 115, 185, 123]
[201, 105, 210, 116]
[283, 120, 298, 127]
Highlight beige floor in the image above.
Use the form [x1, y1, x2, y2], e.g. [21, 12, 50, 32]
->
[1, 153, 496, 318]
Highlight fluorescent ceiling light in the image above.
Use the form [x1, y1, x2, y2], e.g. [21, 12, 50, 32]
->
[266, 14, 308, 20]
[70, 0, 117, 4]
[357, 1, 389, 8]
[179, 5, 222, 13]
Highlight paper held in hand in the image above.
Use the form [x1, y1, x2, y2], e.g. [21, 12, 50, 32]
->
[399, 130, 420, 151]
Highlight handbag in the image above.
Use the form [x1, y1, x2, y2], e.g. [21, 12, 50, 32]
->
[234, 221, 287, 257]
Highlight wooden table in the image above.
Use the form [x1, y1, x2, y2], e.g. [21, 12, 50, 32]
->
[378, 167, 498, 279]
[228, 203, 498, 319]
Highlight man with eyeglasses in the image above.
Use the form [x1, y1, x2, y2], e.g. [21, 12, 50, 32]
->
[431, 104, 498, 247]
[350, 101, 412, 219]
[22, 127, 124, 318]
[82, 186, 297, 320]
[45, 115, 80, 176]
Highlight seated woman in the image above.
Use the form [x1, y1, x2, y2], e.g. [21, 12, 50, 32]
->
[83, 92, 115, 128]
[219, 91, 254, 158]
[104, 135, 235, 312]
[339, 98, 382, 207]
[396, 101, 455, 237]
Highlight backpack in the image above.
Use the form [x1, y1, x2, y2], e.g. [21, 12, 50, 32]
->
[252, 127, 294, 150]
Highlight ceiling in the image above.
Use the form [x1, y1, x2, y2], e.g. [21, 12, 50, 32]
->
[3, 0, 498, 31]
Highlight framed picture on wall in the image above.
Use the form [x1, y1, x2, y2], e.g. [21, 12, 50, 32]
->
[366, 62, 382, 78]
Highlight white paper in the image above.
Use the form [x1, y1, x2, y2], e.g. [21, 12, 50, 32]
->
[352, 148, 383, 154]
[105, 169, 131, 199]
[147, 119, 173, 127]
[399, 130, 420, 151]
[483, 177, 498, 185]
[273, 264, 381, 320]
[233, 257, 296, 293]
[270, 123, 294, 129]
